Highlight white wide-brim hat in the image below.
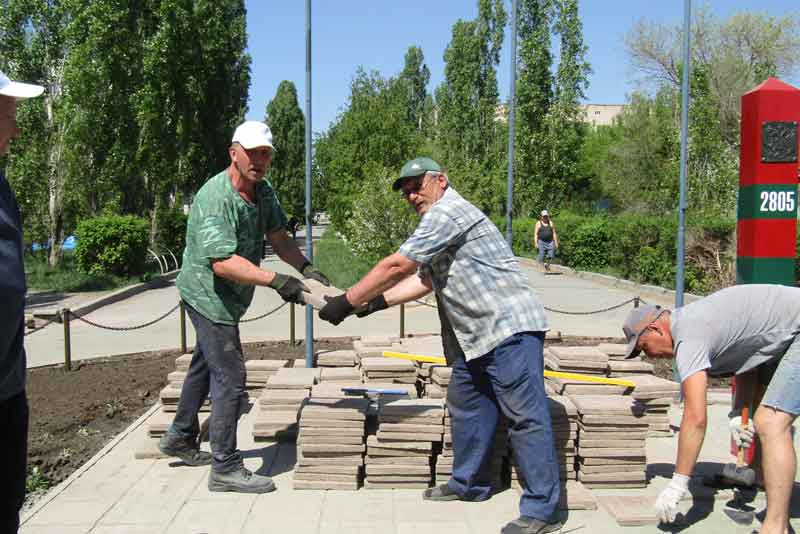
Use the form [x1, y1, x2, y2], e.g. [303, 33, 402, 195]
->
[0, 70, 44, 100]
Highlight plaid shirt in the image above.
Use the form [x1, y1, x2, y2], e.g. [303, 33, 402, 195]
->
[398, 187, 548, 361]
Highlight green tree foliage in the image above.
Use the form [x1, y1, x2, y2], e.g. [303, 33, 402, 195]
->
[266, 80, 305, 219]
[0, 0, 250, 265]
[399, 46, 430, 130]
[314, 68, 423, 232]
[435, 0, 507, 211]
[515, 0, 554, 214]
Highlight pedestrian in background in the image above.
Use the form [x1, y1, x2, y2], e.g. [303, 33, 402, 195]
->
[533, 210, 558, 272]
[0, 69, 44, 534]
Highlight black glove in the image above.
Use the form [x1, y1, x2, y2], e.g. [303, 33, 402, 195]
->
[355, 295, 389, 318]
[301, 261, 331, 287]
[319, 293, 355, 325]
[268, 273, 309, 304]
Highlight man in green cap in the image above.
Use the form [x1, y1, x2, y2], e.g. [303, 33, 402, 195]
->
[159, 121, 330, 494]
[320, 158, 561, 534]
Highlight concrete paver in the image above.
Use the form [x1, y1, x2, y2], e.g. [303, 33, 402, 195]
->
[21, 401, 800, 534]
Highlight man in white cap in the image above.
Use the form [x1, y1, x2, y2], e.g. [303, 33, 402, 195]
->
[621, 285, 800, 533]
[159, 120, 330, 493]
[0, 69, 44, 534]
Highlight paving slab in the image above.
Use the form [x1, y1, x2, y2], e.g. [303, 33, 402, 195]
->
[597, 495, 659, 526]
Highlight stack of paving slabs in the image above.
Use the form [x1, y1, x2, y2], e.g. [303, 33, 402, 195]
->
[294, 398, 369, 490]
[319, 366, 362, 384]
[364, 399, 443, 489]
[545, 347, 611, 395]
[595, 343, 630, 360]
[174, 353, 193, 371]
[245, 359, 289, 393]
[511, 395, 578, 490]
[627, 374, 680, 437]
[435, 405, 454, 485]
[416, 362, 446, 398]
[361, 357, 417, 384]
[426, 366, 452, 399]
[352, 335, 399, 360]
[315, 349, 359, 367]
[607, 359, 654, 377]
[146, 410, 209, 439]
[251, 388, 310, 441]
[158, 384, 209, 413]
[252, 367, 320, 441]
[571, 395, 648, 489]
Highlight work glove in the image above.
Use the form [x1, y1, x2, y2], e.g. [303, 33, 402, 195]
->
[268, 273, 310, 304]
[655, 473, 689, 524]
[355, 295, 389, 318]
[300, 261, 331, 287]
[319, 293, 355, 325]
[729, 416, 755, 448]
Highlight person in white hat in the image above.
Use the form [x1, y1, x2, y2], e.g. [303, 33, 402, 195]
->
[533, 209, 558, 272]
[0, 69, 44, 534]
[158, 120, 330, 494]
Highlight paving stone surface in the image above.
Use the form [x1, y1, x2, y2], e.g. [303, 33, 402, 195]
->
[597, 495, 659, 526]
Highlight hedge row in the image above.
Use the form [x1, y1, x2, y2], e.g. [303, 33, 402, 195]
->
[493, 212, 738, 295]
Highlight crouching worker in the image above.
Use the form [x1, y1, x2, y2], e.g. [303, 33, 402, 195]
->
[621, 284, 800, 533]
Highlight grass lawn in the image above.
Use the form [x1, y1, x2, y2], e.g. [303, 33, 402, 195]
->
[313, 230, 373, 289]
[24, 252, 150, 293]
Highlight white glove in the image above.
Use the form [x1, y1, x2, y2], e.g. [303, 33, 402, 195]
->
[655, 473, 690, 524]
[729, 416, 755, 448]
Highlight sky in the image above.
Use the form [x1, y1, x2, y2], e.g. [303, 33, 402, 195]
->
[244, 0, 799, 133]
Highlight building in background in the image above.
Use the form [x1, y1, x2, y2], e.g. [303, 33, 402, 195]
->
[579, 104, 626, 127]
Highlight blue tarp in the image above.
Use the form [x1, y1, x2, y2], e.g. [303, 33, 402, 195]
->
[31, 235, 77, 251]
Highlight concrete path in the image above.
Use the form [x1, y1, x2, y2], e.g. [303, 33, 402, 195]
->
[24, 227, 668, 368]
[20, 402, 800, 534]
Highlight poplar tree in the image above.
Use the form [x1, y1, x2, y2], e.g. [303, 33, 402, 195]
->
[266, 81, 306, 220]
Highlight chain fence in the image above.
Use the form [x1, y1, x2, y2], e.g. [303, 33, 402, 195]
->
[415, 296, 644, 315]
[71, 302, 181, 330]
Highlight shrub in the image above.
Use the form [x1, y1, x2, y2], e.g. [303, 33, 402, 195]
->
[74, 215, 150, 276]
[155, 207, 188, 259]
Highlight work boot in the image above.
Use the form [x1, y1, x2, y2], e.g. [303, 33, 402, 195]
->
[208, 467, 276, 494]
[158, 431, 211, 466]
[501, 516, 562, 534]
[422, 483, 461, 502]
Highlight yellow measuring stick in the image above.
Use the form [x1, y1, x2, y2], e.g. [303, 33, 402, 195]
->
[381, 351, 636, 389]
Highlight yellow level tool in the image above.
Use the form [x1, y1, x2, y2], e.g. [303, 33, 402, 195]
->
[381, 351, 636, 389]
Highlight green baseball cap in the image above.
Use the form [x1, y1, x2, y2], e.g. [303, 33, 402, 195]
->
[392, 157, 442, 191]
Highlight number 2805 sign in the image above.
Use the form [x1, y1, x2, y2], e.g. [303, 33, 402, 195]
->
[760, 190, 797, 213]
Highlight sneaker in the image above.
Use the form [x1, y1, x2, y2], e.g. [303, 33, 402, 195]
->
[158, 433, 212, 466]
[422, 483, 461, 502]
[501, 516, 562, 534]
[208, 467, 276, 494]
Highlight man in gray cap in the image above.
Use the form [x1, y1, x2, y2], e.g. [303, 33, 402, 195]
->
[159, 120, 330, 494]
[320, 158, 561, 534]
[622, 284, 800, 533]
[0, 69, 44, 533]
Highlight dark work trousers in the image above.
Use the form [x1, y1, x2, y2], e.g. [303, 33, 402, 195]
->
[171, 304, 247, 473]
[447, 332, 560, 522]
[0, 391, 28, 534]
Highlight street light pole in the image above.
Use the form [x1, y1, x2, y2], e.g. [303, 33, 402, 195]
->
[675, 0, 692, 307]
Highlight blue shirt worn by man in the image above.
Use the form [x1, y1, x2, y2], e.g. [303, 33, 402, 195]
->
[398, 186, 548, 360]
[0, 169, 27, 401]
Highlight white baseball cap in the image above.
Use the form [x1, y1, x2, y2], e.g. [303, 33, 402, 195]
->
[541, 210, 549, 217]
[0, 70, 44, 100]
[232, 121, 274, 150]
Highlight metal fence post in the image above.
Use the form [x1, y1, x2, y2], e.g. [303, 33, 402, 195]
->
[179, 301, 187, 354]
[62, 308, 72, 371]
[290, 302, 296, 345]
[399, 303, 405, 338]
[634, 296, 640, 308]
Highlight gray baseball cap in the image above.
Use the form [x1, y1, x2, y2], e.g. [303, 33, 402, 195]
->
[622, 304, 667, 359]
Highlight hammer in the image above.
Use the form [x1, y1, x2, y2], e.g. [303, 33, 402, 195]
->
[719, 406, 756, 487]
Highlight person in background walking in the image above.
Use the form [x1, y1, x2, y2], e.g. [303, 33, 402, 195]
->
[0, 70, 44, 534]
[533, 210, 558, 272]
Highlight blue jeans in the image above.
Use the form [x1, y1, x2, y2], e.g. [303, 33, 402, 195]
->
[170, 303, 247, 473]
[537, 240, 555, 263]
[447, 332, 560, 522]
[761, 334, 800, 416]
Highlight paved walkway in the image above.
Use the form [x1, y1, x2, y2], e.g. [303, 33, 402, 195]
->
[24, 235, 670, 368]
[20, 403, 799, 533]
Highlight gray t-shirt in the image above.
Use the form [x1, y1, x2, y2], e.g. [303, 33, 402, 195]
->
[673, 284, 800, 382]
